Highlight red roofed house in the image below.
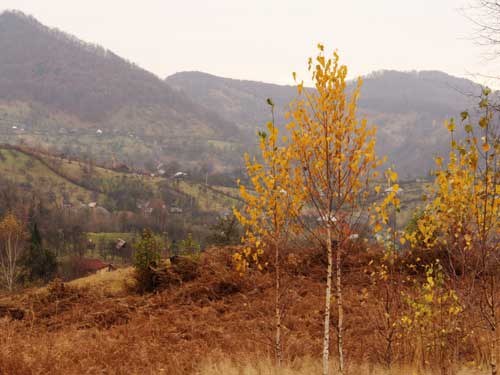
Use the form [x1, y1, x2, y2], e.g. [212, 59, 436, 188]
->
[77, 258, 116, 276]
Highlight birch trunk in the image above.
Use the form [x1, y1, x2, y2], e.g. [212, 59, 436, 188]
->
[275, 237, 282, 368]
[486, 275, 498, 375]
[491, 324, 497, 375]
[491, 278, 498, 375]
[322, 225, 333, 375]
[336, 239, 344, 374]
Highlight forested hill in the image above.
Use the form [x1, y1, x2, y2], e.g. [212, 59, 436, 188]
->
[167, 71, 298, 132]
[167, 70, 483, 178]
[0, 11, 243, 170]
[0, 10, 488, 178]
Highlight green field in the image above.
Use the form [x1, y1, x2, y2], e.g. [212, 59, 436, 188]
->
[0, 145, 241, 216]
[0, 147, 99, 205]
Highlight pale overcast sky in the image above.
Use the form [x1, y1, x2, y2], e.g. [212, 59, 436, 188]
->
[0, 0, 497, 86]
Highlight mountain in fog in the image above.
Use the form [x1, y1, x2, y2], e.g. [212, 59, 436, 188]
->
[167, 70, 482, 178]
[0, 10, 486, 178]
[0, 11, 243, 170]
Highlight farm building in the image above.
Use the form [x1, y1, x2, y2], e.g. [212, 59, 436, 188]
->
[173, 171, 187, 179]
[76, 259, 116, 276]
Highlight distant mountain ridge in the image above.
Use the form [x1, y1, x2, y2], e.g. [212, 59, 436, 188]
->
[167, 71, 298, 132]
[167, 70, 483, 178]
[0, 11, 243, 171]
[0, 10, 488, 178]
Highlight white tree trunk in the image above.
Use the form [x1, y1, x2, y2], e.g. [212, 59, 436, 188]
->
[323, 225, 333, 375]
[491, 336, 497, 375]
[275, 238, 282, 368]
[490, 276, 498, 375]
[0, 234, 19, 292]
[336, 238, 344, 374]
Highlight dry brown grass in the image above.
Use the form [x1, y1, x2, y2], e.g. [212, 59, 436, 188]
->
[198, 357, 485, 375]
[0, 246, 494, 374]
[68, 266, 134, 295]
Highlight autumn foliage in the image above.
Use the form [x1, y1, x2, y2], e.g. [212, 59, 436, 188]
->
[233, 45, 500, 375]
[3, 44, 500, 375]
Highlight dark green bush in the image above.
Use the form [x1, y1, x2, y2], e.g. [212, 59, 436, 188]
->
[133, 228, 161, 293]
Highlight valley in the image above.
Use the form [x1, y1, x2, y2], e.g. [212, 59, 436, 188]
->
[0, 5, 498, 375]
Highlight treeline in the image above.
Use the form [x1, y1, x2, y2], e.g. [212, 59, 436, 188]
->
[0, 172, 242, 287]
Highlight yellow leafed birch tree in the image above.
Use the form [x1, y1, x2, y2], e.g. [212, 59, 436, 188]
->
[408, 88, 500, 375]
[234, 100, 304, 367]
[288, 45, 383, 375]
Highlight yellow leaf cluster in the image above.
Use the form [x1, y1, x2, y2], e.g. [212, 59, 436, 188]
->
[409, 91, 500, 259]
[287, 45, 382, 240]
[234, 118, 305, 272]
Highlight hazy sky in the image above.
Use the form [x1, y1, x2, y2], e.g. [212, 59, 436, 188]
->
[0, 0, 497, 86]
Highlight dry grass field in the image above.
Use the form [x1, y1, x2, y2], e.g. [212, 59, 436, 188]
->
[0, 246, 494, 375]
[198, 358, 484, 375]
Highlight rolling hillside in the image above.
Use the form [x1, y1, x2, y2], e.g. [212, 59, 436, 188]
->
[0, 11, 244, 171]
[0, 145, 99, 206]
[0, 144, 239, 216]
[0, 10, 488, 178]
[166, 70, 483, 178]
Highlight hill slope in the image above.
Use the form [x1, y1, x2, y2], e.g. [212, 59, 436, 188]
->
[0, 10, 487, 177]
[0, 11, 243, 170]
[0, 246, 491, 374]
[0, 145, 98, 206]
[0, 144, 238, 215]
[167, 70, 483, 178]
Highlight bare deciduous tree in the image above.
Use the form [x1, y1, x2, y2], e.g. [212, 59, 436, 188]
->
[467, 1, 500, 59]
[0, 213, 25, 292]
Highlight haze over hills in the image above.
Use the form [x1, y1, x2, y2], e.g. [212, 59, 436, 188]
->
[0, 10, 487, 178]
[0, 11, 244, 171]
[1, 4, 499, 374]
[167, 70, 483, 178]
